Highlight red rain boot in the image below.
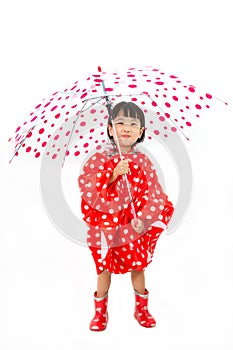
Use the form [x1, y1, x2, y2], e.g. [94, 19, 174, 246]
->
[134, 289, 156, 328]
[89, 291, 108, 331]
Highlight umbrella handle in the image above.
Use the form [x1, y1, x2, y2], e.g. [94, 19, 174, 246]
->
[130, 198, 138, 226]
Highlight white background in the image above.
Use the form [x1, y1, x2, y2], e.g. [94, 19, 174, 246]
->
[1, 0, 233, 349]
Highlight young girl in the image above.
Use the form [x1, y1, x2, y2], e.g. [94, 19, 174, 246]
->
[78, 101, 174, 331]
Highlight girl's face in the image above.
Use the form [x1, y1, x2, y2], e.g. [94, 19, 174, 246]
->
[108, 111, 144, 153]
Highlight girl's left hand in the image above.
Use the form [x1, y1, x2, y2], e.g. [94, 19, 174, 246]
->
[131, 218, 144, 233]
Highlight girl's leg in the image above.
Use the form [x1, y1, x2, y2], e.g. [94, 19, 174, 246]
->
[97, 270, 112, 297]
[131, 270, 145, 294]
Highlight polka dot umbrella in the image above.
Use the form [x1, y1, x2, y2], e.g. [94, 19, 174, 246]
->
[9, 65, 227, 164]
[8, 66, 227, 249]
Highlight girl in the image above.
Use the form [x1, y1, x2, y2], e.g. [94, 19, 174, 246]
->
[78, 101, 174, 331]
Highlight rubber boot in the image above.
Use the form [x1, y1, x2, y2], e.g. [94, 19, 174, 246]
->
[134, 289, 156, 328]
[89, 291, 108, 331]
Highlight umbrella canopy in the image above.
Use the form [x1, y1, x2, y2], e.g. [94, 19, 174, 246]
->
[9, 66, 227, 163]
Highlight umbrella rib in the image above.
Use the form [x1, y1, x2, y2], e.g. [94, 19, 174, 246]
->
[83, 93, 144, 103]
[146, 95, 190, 141]
[61, 99, 89, 167]
[9, 126, 36, 163]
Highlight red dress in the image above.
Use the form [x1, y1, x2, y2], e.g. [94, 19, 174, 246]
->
[78, 148, 174, 275]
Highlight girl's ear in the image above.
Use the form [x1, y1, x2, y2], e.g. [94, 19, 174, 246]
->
[108, 124, 113, 137]
[139, 127, 145, 137]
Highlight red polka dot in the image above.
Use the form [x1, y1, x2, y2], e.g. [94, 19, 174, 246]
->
[188, 87, 195, 93]
[151, 101, 157, 107]
[165, 102, 171, 108]
[154, 130, 160, 135]
[81, 92, 88, 99]
[35, 152, 40, 158]
[195, 104, 202, 109]
[26, 147, 31, 152]
[27, 132, 32, 138]
[55, 113, 60, 119]
[52, 154, 57, 159]
[171, 127, 177, 132]
[186, 121, 192, 126]
[172, 96, 178, 101]
[128, 84, 137, 88]
[31, 116, 37, 122]
[83, 143, 89, 148]
[206, 93, 212, 99]
[80, 121, 86, 127]
[74, 151, 80, 156]
[42, 142, 47, 147]
[54, 135, 60, 140]
[39, 128, 45, 134]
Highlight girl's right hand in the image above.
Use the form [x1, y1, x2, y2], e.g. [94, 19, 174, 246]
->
[114, 159, 131, 177]
[109, 159, 131, 184]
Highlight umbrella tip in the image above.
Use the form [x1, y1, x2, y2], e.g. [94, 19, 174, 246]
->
[98, 66, 102, 73]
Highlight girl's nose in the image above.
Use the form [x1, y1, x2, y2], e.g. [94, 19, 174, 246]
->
[123, 124, 130, 131]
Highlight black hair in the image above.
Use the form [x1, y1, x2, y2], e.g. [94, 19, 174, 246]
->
[107, 101, 145, 144]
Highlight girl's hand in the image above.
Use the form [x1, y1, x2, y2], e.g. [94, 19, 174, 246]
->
[114, 159, 131, 177]
[131, 218, 144, 234]
[109, 159, 131, 183]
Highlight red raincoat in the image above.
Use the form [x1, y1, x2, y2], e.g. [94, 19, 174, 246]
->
[78, 148, 174, 274]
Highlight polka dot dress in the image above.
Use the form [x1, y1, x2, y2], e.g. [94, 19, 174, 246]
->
[78, 148, 174, 274]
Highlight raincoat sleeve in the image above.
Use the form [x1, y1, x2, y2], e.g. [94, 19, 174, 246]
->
[135, 154, 174, 230]
[95, 158, 119, 201]
[78, 152, 119, 226]
[78, 152, 105, 225]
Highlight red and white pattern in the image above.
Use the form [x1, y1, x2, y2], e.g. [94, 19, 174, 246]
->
[134, 289, 156, 328]
[89, 292, 108, 331]
[9, 66, 226, 162]
[78, 148, 174, 274]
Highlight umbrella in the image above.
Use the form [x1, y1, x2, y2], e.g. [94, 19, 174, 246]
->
[8, 65, 227, 247]
[9, 66, 227, 163]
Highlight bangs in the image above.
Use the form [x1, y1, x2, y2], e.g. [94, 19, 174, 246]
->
[111, 102, 145, 128]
